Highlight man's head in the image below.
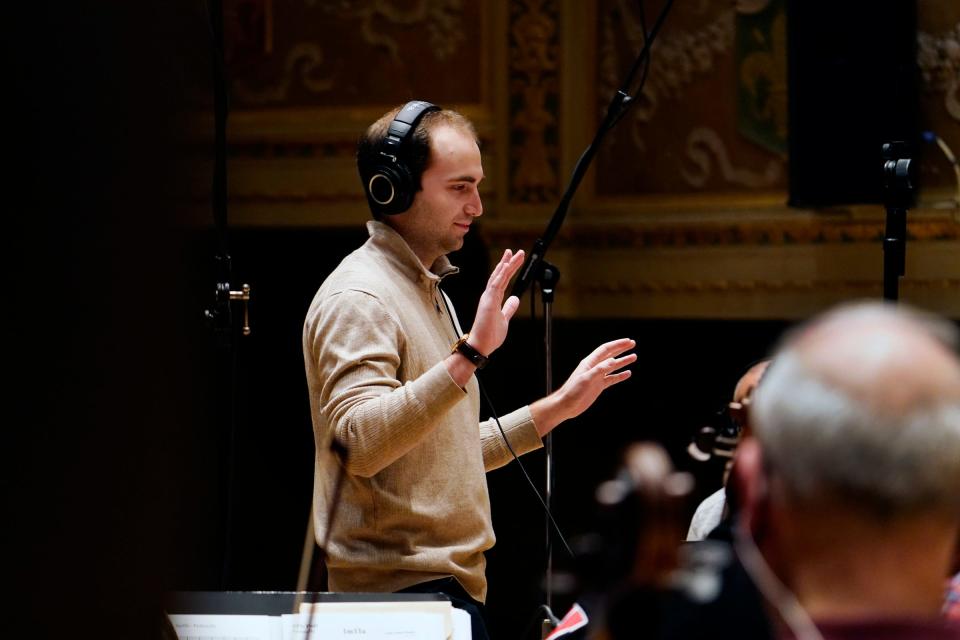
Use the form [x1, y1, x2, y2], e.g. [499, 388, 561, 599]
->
[734, 301, 960, 616]
[357, 104, 482, 267]
[716, 360, 770, 486]
[750, 302, 960, 517]
[729, 359, 770, 438]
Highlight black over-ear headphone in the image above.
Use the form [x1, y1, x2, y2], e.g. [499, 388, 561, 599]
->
[363, 100, 440, 216]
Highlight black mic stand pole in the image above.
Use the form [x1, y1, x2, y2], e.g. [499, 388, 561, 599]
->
[202, 0, 252, 589]
[540, 262, 559, 624]
[295, 440, 349, 640]
[508, 3, 676, 636]
[881, 142, 916, 301]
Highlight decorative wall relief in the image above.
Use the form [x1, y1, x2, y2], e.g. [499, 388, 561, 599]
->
[918, 21, 960, 122]
[225, 0, 480, 108]
[595, 0, 786, 197]
[316, 0, 466, 63]
[599, 4, 734, 134]
[681, 127, 781, 189]
[916, 4, 959, 196]
[735, 0, 787, 155]
[233, 43, 336, 104]
[509, 0, 561, 203]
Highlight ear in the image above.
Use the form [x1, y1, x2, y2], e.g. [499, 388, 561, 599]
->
[731, 437, 768, 537]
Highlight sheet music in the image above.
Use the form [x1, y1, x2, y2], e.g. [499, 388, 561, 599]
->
[282, 611, 446, 640]
[168, 614, 281, 640]
[168, 599, 469, 639]
[299, 600, 455, 637]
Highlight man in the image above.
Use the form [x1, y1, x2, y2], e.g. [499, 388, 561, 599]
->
[686, 360, 770, 541]
[732, 302, 960, 638]
[303, 102, 635, 636]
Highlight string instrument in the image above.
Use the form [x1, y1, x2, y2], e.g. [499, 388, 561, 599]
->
[564, 443, 696, 640]
[687, 397, 752, 484]
[576, 443, 694, 595]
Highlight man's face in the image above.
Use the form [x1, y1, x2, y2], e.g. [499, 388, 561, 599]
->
[392, 124, 483, 267]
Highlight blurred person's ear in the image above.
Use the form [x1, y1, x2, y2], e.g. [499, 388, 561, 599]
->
[731, 438, 769, 540]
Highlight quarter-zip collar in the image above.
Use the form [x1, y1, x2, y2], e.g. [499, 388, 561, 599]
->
[366, 220, 459, 291]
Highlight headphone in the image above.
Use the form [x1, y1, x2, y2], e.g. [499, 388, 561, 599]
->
[363, 100, 440, 216]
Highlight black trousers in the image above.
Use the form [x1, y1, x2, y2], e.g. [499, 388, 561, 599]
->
[397, 576, 490, 640]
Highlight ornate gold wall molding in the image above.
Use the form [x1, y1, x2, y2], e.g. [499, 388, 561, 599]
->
[509, 0, 561, 203]
[572, 278, 960, 296]
[481, 213, 960, 250]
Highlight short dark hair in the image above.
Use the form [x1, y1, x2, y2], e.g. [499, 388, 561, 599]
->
[356, 105, 478, 219]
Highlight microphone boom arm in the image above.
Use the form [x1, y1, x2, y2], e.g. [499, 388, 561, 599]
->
[511, 0, 676, 298]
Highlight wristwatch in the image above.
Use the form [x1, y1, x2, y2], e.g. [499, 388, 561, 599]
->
[451, 333, 489, 369]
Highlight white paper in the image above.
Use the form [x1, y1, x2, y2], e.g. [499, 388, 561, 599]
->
[168, 614, 281, 640]
[450, 608, 472, 640]
[299, 600, 454, 637]
[282, 611, 446, 640]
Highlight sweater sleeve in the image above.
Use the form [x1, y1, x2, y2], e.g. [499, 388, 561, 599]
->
[479, 405, 543, 471]
[305, 289, 468, 477]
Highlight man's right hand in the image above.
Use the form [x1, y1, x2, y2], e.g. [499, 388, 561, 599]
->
[467, 249, 525, 356]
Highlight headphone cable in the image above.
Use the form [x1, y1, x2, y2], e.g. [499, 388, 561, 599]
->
[439, 288, 574, 558]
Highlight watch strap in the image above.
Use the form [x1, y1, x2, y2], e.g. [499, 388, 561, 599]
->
[451, 333, 489, 369]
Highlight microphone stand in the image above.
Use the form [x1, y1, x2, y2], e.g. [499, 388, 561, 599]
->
[201, 0, 252, 589]
[880, 142, 916, 301]
[509, 2, 676, 635]
[540, 262, 559, 630]
[295, 439, 349, 640]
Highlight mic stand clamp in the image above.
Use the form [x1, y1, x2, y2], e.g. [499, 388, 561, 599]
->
[881, 141, 916, 302]
[205, 266, 253, 338]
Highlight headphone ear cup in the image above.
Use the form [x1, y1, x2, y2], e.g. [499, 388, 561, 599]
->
[365, 161, 415, 216]
[363, 100, 439, 216]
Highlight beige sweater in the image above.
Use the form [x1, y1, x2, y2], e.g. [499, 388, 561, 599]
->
[303, 221, 543, 602]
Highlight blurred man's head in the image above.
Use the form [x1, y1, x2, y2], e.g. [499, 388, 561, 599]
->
[751, 302, 960, 517]
[735, 301, 960, 619]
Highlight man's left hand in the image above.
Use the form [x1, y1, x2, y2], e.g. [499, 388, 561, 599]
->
[530, 338, 636, 437]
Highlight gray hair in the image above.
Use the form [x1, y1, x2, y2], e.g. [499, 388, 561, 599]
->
[750, 302, 960, 517]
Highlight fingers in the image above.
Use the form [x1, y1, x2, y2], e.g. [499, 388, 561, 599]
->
[584, 338, 636, 368]
[501, 295, 520, 322]
[598, 354, 635, 388]
[504, 249, 525, 280]
[487, 249, 525, 293]
[601, 353, 637, 374]
[604, 370, 632, 387]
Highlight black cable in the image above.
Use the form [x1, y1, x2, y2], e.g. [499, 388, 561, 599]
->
[439, 289, 574, 558]
[607, 0, 654, 132]
[476, 377, 574, 558]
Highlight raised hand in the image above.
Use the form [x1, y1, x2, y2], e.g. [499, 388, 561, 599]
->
[467, 249, 525, 356]
[531, 338, 637, 436]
